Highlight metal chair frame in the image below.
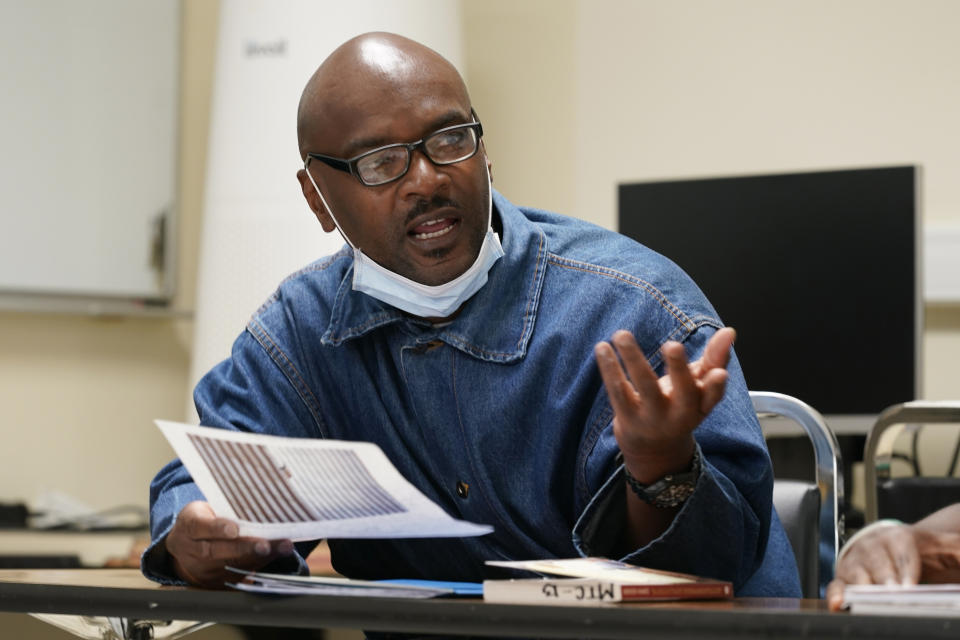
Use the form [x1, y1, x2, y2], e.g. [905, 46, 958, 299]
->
[751, 391, 844, 596]
[863, 401, 960, 523]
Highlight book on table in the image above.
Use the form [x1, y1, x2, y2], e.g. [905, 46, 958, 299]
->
[482, 557, 733, 605]
[843, 583, 960, 617]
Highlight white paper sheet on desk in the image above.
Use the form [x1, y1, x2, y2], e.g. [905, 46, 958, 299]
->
[225, 567, 460, 598]
[843, 583, 960, 616]
[155, 421, 493, 540]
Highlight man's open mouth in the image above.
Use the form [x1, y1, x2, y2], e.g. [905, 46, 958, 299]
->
[410, 217, 458, 240]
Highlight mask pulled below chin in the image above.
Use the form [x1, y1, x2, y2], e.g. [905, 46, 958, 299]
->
[350, 225, 504, 318]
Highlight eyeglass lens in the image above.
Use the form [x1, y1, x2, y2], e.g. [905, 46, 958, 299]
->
[355, 124, 479, 185]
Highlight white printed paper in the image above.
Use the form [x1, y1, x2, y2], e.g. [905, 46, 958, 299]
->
[844, 583, 960, 616]
[156, 421, 493, 541]
[225, 567, 456, 598]
[486, 557, 695, 584]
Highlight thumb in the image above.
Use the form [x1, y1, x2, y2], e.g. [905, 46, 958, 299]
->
[826, 579, 846, 612]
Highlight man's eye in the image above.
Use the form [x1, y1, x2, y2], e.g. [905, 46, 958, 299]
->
[430, 130, 468, 152]
[361, 149, 405, 173]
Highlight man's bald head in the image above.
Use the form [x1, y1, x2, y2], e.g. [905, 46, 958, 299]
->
[294, 32, 490, 289]
[297, 32, 470, 157]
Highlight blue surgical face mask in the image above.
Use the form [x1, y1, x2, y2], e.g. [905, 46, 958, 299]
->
[305, 164, 503, 318]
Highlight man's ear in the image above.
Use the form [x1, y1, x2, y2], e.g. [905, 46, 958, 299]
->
[296, 168, 337, 233]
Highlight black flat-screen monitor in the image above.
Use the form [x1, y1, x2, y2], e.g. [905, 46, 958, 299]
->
[618, 166, 919, 434]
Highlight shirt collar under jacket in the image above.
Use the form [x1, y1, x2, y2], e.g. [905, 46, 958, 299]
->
[320, 190, 548, 363]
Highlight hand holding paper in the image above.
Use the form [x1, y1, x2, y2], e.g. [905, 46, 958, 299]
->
[165, 500, 295, 588]
[156, 421, 493, 541]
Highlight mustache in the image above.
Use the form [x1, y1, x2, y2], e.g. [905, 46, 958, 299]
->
[403, 196, 460, 226]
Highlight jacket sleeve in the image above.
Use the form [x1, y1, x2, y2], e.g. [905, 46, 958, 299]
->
[141, 325, 321, 584]
[571, 325, 796, 593]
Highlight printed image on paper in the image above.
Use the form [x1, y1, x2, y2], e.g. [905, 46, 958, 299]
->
[157, 421, 493, 541]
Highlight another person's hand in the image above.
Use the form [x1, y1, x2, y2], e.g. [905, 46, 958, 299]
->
[826, 522, 960, 611]
[164, 501, 295, 588]
[594, 327, 735, 481]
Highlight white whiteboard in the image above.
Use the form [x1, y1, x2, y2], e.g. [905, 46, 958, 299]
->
[0, 0, 179, 302]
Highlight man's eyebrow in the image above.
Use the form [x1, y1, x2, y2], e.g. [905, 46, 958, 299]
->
[424, 110, 471, 132]
[342, 134, 391, 158]
[341, 110, 471, 158]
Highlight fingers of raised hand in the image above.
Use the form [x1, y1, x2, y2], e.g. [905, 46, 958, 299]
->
[698, 368, 729, 415]
[594, 332, 658, 417]
[679, 329, 734, 416]
[702, 327, 736, 371]
[662, 339, 732, 425]
[596, 331, 724, 425]
[660, 341, 700, 409]
[611, 330, 662, 402]
[595, 329, 735, 446]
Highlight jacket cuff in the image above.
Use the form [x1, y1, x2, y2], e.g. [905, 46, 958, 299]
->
[572, 442, 705, 560]
[140, 529, 186, 586]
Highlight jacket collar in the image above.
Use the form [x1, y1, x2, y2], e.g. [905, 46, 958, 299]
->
[321, 191, 547, 363]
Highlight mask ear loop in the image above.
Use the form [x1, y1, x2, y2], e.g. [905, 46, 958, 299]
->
[482, 155, 494, 235]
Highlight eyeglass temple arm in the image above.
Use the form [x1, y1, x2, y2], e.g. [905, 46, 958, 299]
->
[307, 154, 351, 174]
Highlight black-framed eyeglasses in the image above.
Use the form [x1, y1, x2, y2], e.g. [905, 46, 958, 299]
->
[305, 116, 483, 187]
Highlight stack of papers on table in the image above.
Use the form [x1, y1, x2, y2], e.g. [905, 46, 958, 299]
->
[227, 567, 482, 598]
[844, 584, 960, 616]
[155, 421, 493, 540]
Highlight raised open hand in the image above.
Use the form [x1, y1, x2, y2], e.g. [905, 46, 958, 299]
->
[594, 327, 735, 479]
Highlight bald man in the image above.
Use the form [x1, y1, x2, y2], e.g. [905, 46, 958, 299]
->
[144, 32, 801, 598]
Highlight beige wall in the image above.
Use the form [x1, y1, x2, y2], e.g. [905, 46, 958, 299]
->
[0, 0, 958, 516]
[462, 0, 577, 216]
[465, 0, 960, 401]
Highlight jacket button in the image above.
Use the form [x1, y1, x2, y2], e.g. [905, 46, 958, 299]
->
[456, 480, 469, 498]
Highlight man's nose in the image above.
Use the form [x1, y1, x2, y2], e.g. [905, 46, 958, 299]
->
[399, 148, 449, 198]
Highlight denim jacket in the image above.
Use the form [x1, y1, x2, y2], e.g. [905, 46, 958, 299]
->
[143, 191, 800, 596]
